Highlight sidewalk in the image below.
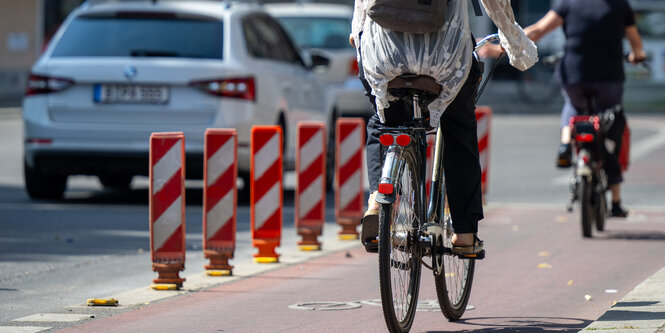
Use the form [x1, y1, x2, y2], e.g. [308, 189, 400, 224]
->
[580, 266, 665, 332]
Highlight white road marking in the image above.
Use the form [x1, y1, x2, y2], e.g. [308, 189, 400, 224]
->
[0, 327, 50, 333]
[13, 313, 93, 322]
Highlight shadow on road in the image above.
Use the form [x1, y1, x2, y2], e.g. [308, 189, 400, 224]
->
[597, 230, 665, 242]
[429, 316, 591, 333]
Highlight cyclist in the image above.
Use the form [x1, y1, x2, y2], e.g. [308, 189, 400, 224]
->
[350, 0, 537, 254]
[481, 0, 646, 217]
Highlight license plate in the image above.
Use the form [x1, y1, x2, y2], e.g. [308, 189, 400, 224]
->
[94, 84, 169, 104]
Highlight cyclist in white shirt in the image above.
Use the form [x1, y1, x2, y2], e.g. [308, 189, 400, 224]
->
[350, 0, 538, 253]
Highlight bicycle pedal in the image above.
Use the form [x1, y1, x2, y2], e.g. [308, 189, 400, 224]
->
[458, 250, 485, 260]
[364, 242, 378, 253]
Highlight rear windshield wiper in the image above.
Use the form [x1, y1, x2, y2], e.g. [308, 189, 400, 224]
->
[130, 49, 179, 57]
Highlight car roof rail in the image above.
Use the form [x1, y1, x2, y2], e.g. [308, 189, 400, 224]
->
[82, 0, 261, 9]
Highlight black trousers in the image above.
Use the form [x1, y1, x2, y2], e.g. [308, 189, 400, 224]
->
[360, 58, 484, 234]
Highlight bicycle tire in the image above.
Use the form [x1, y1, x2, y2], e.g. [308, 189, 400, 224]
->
[580, 177, 594, 238]
[434, 205, 475, 321]
[595, 186, 606, 232]
[378, 147, 422, 333]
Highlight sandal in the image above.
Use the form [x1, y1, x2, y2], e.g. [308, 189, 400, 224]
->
[360, 213, 379, 253]
[451, 235, 485, 259]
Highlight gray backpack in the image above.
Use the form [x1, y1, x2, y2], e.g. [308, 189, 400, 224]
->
[367, 0, 482, 34]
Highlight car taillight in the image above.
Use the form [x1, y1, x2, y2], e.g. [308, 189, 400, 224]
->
[349, 58, 359, 77]
[25, 138, 53, 145]
[25, 74, 74, 96]
[190, 77, 255, 101]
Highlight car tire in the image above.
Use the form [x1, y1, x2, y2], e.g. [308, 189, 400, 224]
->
[24, 159, 67, 200]
[99, 174, 133, 190]
[278, 113, 287, 157]
[238, 171, 251, 204]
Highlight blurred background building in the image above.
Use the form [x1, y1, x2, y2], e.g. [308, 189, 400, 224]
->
[1, 0, 664, 110]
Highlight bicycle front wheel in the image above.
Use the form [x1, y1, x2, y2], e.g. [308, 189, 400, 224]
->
[378, 148, 422, 333]
[434, 209, 475, 321]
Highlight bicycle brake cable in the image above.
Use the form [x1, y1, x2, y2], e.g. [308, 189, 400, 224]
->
[475, 52, 504, 104]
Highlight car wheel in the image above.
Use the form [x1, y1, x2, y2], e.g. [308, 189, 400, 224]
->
[24, 159, 67, 200]
[237, 171, 251, 204]
[99, 174, 133, 190]
[278, 113, 287, 156]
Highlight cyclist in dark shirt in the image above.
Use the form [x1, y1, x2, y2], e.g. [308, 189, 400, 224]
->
[481, 0, 645, 217]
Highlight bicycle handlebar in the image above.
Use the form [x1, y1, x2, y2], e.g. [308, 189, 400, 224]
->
[474, 34, 500, 52]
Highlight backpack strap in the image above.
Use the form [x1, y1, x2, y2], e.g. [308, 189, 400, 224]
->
[470, 0, 482, 16]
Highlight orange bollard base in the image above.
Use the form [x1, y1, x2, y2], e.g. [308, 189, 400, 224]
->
[297, 228, 322, 251]
[337, 217, 360, 240]
[253, 239, 280, 263]
[204, 250, 233, 276]
[152, 262, 185, 288]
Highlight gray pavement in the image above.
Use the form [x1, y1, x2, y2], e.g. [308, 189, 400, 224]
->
[2, 105, 664, 332]
[580, 267, 665, 332]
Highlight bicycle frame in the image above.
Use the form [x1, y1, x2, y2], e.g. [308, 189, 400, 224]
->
[376, 33, 501, 254]
[375, 93, 446, 259]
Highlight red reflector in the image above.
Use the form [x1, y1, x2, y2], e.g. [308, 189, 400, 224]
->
[380, 134, 394, 146]
[582, 154, 590, 164]
[378, 183, 394, 194]
[576, 134, 594, 143]
[396, 134, 411, 146]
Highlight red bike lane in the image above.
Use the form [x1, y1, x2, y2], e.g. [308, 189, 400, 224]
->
[56, 202, 665, 333]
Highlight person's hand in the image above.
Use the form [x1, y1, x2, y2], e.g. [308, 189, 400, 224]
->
[476, 43, 504, 59]
[349, 35, 356, 48]
[628, 49, 647, 64]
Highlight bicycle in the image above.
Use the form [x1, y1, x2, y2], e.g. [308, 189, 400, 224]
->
[373, 34, 498, 333]
[566, 59, 649, 238]
[566, 99, 617, 238]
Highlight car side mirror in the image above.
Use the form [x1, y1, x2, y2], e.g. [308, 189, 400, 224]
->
[309, 53, 330, 73]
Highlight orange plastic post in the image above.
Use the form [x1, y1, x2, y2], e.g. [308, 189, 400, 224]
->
[295, 122, 327, 251]
[149, 132, 186, 288]
[203, 129, 237, 276]
[335, 118, 365, 240]
[476, 106, 492, 199]
[250, 126, 283, 263]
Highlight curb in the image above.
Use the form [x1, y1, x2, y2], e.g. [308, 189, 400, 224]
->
[0, 107, 20, 118]
[580, 266, 665, 332]
[67, 224, 361, 313]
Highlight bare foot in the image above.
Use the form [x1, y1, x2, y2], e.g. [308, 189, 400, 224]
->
[451, 233, 475, 247]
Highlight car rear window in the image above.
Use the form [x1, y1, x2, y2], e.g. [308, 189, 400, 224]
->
[276, 17, 351, 50]
[51, 16, 223, 59]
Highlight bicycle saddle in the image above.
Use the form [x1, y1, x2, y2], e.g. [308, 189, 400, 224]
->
[388, 74, 442, 95]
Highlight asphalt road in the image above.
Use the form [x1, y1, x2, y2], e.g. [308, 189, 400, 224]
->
[1, 110, 664, 332]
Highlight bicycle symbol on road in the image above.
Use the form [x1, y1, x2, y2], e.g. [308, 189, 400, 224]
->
[289, 299, 475, 312]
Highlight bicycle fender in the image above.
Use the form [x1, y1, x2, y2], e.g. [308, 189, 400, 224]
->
[376, 192, 396, 204]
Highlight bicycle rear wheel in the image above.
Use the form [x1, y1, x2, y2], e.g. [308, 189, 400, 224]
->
[580, 177, 594, 238]
[434, 206, 475, 321]
[595, 188, 607, 231]
[378, 148, 422, 333]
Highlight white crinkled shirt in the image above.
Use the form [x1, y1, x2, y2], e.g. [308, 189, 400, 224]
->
[352, 0, 538, 127]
